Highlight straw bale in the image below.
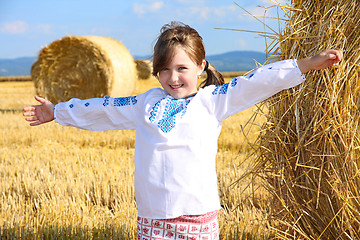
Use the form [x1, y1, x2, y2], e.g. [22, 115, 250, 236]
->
[135, 59, 152, 80]
[252, 0, 360, 238]
[31, 36, 136, 104]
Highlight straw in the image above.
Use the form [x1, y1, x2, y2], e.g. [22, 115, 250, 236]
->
[252, 0, 360, 238]
[31, 36, 136, 104]
[135, 60, 152, 80]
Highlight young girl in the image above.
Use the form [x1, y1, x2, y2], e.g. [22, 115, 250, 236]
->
[24, 22, 342, 240]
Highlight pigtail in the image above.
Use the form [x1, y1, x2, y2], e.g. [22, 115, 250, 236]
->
[199, 62, 224, 88]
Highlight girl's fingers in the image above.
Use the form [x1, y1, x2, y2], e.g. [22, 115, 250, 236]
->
[334, 51, 342, 64]
[23, 96, 54, 126]
[23, 106, 36, 112]
[34, 95, 46, 104]
[328, 54, 337, 60]
[333, 50, 343, 61]
[23, 111, 35, 117]
[25, 116, 38, 122]
[326, 50, 342, 67]
[337, 51, 343, 61]
[326, 50, 342, 59]
[30, 121, 42, 127]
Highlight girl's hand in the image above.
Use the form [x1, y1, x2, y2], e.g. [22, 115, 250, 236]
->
[297, 49, 343, 74]
[23, 96, 55, 126]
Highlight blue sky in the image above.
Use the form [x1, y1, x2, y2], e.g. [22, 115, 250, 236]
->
[0, 0, 288, 59]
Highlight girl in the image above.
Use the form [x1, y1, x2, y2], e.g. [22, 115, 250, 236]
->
[24, 22, 342, 240]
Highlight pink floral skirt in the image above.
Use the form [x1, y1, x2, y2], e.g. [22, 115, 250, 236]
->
[137, 211, 219, 240]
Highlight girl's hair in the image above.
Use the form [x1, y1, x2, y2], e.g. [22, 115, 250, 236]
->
[152, 21, 224, 88]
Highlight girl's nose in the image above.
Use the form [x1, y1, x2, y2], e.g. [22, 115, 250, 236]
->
[169, 70, 179, 83]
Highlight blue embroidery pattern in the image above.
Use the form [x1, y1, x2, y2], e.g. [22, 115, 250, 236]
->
[230, 78, 238, 87]
[85, 102, 90, 107]
[103, 96, 110, 106]
[149, 98, 164, 123]
[69, 104, 74, 108]
[149, 97, 190, 133]
[212, 78, 238, 95]
[212, 83, 229, 95]
[114, 96, 137, 107]
[103, 96, 137, 107]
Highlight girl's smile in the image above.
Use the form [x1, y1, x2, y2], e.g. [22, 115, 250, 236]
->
[170, 84, 183, 89]
[158, 46, 205, 99]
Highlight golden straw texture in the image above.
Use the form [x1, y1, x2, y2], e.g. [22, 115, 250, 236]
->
[253, 0, 360, 238]
[32, 36, 136, 104]
[135, 60, 152, 80]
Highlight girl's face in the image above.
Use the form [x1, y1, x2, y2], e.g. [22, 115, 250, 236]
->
[158, 46, 205, 99]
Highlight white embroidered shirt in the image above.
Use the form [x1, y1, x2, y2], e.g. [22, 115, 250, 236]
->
[54, 59, 306, 219]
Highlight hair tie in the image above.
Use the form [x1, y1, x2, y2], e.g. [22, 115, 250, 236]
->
[204, 60, 209, 71]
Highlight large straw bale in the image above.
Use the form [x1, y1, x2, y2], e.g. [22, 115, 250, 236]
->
[252, 0, 360, 238]
[135, 59, 152, 80]
[32, 36, 136, 104]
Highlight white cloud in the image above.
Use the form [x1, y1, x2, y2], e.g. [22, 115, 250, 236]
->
[236, 38, 247, 48]
[191, 5, 237, 20]
[175, 0, 205, 4]
[249, 6, 269, 17]
[214, 5, 237, 17]
[251, 0, 291, 17]
[133, 1, 164, 16]
[133, 3, 145, 15]
[37, 24, 53, 34]
[0, 21, 28, 34]
[150, 1, 164, 11]
[259, 0, 289, 5]
[191, 6, 210, 19]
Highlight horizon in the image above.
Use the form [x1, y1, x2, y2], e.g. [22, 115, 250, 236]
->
[0, 49, 266, 60]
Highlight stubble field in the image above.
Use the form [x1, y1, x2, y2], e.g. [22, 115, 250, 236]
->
[0, 76, 268, 239]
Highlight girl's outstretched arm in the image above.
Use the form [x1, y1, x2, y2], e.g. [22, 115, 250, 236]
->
[297, 49, 343, 74]
[23, 96, 54, 126]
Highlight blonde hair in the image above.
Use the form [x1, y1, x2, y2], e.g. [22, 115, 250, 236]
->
[152, 21, 224, 88]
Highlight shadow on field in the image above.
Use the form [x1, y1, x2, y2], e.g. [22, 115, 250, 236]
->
[0, 108, 23, 113]
[0, 224, 134, 239]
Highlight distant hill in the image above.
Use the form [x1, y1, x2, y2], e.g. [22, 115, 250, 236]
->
[0, 51, 266, 76]
[206, 51, 266, 72]
[0, 57, 36, 76]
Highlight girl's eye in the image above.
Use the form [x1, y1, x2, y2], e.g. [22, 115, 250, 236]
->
[179, 67, 187, 70]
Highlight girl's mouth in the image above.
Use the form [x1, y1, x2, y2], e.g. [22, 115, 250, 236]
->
[170, 84, 183, 90]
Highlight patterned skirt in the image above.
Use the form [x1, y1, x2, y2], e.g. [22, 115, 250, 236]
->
[137, 211, 219, 240]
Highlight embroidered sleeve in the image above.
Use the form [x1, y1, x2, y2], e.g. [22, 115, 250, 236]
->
[210, 59, 306, 120]
[54, 95, 141, 131]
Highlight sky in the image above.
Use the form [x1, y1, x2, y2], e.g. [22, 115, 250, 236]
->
[0, 0, 288, 59]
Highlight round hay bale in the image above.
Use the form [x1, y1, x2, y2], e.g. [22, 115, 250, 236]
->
[135, 59, 152, 80]
[31, 36, 136, 104]
[253, 0, 360, 238]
